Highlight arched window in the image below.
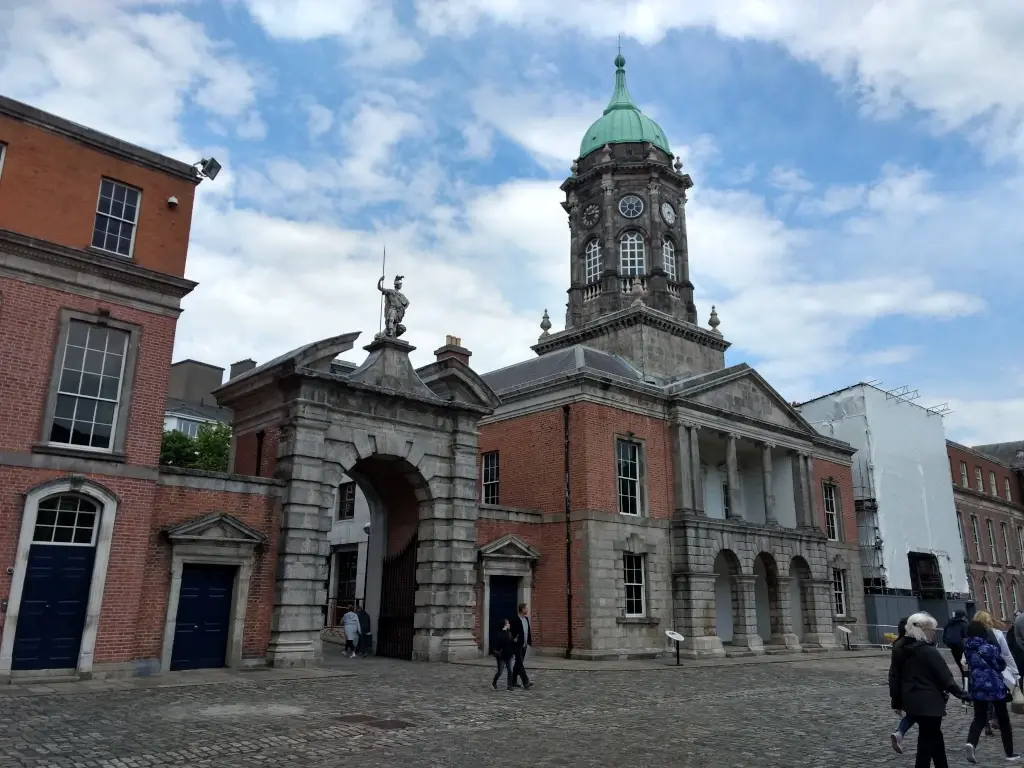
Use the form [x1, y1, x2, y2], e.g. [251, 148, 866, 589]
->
[584, 239, 603, 284]
[662, 239, 677, 282]
[982, 577, 992, 611]
[1013, 581, 1020, 612]
[619, 232, 645, 276]
[997, 579, 1007, 619]
[33, 494, 99, 545]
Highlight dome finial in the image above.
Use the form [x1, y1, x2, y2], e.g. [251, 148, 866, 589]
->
[615, 35, 625, 69]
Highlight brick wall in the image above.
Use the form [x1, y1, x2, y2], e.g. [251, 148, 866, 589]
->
[948, 443, 1021, 505]
[0, 277, 176, 465]
[0, 113, 196, 277]
[811, 458, 856, 543]
[233, 425, 280, 478]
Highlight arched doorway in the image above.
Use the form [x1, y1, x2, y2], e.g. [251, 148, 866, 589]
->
[712, 550, 742, 643]
[753, 553, 781, 644]
[347, 455, 429, 661]
[789, 556, 814, 640]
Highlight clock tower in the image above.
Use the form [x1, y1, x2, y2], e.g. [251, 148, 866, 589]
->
[534, 54, 729, 382]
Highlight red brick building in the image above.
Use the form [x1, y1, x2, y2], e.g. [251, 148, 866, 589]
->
[0, 96, 280, 681]
[948, 441, 1024, 621]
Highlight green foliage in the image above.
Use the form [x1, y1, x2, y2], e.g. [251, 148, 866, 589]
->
[159, 422, 231, 472]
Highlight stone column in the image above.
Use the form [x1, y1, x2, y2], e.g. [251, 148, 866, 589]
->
[688, 424, 704, 514]
[725, 433, 744, 520]
[803, 454, 816, 528]
[761, 442, 777, 525]
[792, 450, 811, 528]
[266, 407, 332, 667]
[772, 575, 801, 649]
[671, 421, 693, 515]
[673, 571, 725, 658]
[729, 575, 764, 654]
[801, 578, 839, 650]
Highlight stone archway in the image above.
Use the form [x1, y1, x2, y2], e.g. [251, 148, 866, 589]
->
[789, 556, 814, 640]
[712, 550, 742, 643]
[753, 552, 780, 644]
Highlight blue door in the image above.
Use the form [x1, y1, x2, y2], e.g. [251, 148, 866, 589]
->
[489, 575, 519, 649]
[170, 564, 235, 671]
[12, 544, 96, 670]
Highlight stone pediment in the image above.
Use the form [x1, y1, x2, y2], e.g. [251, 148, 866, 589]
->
[346, 337, 439, 401]
[478, 534, 540, 561]
[671, 364, 816, 435]
[164, 512, 267, 545]
[417, 359, 501, 410]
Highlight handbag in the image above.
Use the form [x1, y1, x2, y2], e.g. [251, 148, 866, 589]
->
[1012, 684, 1024, 715]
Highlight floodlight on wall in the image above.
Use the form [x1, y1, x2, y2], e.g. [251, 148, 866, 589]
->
[193, 157, 222, 181]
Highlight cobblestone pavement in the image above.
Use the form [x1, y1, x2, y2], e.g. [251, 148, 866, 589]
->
[0, 650, 1003, 767]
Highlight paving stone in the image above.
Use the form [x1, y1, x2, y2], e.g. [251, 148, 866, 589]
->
[0, 653, 989, 767]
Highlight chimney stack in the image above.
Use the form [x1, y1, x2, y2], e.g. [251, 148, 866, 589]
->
[229, 358, 257, 380]
[434, 335, 472, 366]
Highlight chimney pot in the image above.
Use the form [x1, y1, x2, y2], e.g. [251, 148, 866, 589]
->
[434, 336, 471, 366]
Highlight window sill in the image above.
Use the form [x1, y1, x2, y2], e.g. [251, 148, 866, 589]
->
[617, 616, 660, 626]
[32, 443, 126, 463]
[87, 245, 133, 261]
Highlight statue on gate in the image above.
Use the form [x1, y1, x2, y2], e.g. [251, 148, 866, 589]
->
[377, 274, 409, 338]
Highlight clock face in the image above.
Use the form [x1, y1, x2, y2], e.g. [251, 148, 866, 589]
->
[618, 194, 644, 218]
[661, 202, 676, 225]
[582, 203, 600, 228]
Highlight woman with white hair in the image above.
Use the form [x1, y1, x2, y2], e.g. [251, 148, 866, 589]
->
[890, 612, 971, 767]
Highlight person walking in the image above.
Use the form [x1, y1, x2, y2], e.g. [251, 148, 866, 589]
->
[1008, 611, 1024, 687]
[356, 602, 372, 657]
[510, 602, 533, 690]
[342, 604, 360, 659]
[890, 612, 971, 768]
[973, 610, 1020, 735]
[891, 617, 920, 754]
[943, 610, 969, 683]
[490, 618, 516, 690]
[963, 620, 1021, 763]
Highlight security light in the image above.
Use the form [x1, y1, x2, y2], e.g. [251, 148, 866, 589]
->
[194, 157, 222, 181]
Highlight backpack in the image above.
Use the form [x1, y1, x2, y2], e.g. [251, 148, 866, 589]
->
[944, 619, 965, 648]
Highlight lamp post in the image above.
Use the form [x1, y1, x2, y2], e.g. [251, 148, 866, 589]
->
[361, 520, 371, 606]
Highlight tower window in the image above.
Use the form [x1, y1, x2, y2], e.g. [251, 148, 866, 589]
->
[619, 232, 645, 276]
[662, 239, 677, 282]
[584, 239, 603, 284]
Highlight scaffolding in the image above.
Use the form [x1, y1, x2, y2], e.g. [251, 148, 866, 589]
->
[853, 454, 885, 588]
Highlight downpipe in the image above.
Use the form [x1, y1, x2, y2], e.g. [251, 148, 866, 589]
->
[563, 404, 573, 659]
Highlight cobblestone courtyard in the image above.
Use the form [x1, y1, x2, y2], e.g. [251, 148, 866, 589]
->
[0, 651, 1002, 767]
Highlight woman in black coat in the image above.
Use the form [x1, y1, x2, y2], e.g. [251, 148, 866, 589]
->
[890, 612, 971, 768]
[490, 619, 516, 690]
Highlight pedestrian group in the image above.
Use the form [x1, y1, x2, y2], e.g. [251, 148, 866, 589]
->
[890, 608, 1024, 766]
[490, 602, 534, 691]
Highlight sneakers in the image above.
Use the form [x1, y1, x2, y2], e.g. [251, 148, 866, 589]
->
[891, 732, 904, 755]
[1006, 755, 1022, 762]
[523, 682, 533, 690]
[966, 743, 977, 764]
[491, 681, 497, 690]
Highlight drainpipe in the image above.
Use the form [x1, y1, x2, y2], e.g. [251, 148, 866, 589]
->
[563, 404, 574, 659]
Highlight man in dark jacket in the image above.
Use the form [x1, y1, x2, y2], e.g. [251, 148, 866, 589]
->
[943, 610, 969, 681]
[890, 614, 971, 767]
[509, 603, 533, 690]
[356, 603, 372, 657]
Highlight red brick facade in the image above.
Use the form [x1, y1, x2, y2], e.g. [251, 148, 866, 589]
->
[0, 98, 281, 678]
[811, 458, 856, 544]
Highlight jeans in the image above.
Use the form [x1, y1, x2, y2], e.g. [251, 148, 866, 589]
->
[899, 713, 918, 736]
[915, 716, 948, 768]
[511, 647, 530, 687]
[969, 699, 1014, 756]
[492, 655, 513, 688]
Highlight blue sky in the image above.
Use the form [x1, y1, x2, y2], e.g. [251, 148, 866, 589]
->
[2, 0, 1022, 444]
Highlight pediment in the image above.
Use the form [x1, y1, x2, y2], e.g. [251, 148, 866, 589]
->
[478, 534, 540, 561]
[672, 364, 817, 435]
[417, 359, 501, 410]
[165, 512, 267, 545]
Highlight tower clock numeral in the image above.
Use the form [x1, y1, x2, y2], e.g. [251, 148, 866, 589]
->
[582, 204, 601, 228]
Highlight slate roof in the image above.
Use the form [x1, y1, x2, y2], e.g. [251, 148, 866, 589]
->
[165, 396, 232, 424]
[973, 441, 1024, 467]
[480, 345, 642, 393]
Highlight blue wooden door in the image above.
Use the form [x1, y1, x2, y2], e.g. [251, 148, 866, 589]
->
[170, 564, 235, 671]
[12, 544, 96, 670]
[489, 575, 519, 649]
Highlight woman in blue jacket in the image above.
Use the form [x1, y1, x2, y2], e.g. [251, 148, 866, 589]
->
[964, 620, 1021, 763]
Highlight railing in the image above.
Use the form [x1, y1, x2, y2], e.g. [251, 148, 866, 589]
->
[620, 276, 646, 294]
[583, 282, 601, 302]
[666, 281, 681, 297]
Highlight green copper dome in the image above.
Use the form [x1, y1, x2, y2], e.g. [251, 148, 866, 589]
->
[579, 54, 671, 159]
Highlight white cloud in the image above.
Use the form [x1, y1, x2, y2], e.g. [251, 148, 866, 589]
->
[415, 0, 1024, 161]
[769, 166, 813, 193]
[859, 345, 918, 366]
[235, 112, 267, 140]
[942, 398, 1024, 446]
[306, 103, 335, 139]
[460, 121, 494, 159]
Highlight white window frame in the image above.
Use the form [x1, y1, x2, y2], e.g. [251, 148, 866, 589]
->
[337, 481, 356, 521]
[173, 417, 204, 439]
[1018, 525, 1024, 568]
[0, 142, 6, 182]
[721, 481, 731, 518]
[823, 482, 839, 541]
[1007, 477, 1014, 503]
[619, 232, 646, 276]
[623, 553, 646, 617]
[91, 177, 141, 258]
[31, 493, 100, 547]
[971, 515, 983, 561]
[662, 238, 677, 282]
[481, 451, 500, 505]
[982, 577, 992, 611]
[832, 568, 847, 617]
[961, 461, 969, 487]
[1002, 522, 1012, 567]
[990, 471, 998, 496]
[616, 438, 644, 516]
[988, 519, 1000, 565]
[957, 512, 968, 561]
[997, 579, 1008, 619]
[976, 466, 984, 492]
[584, 239, 603, 284]
[967, 572, 975, 599]
[1013, 581, 1020, 612]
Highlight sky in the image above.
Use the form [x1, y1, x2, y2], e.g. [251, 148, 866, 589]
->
[1, 0, 1022, 445]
